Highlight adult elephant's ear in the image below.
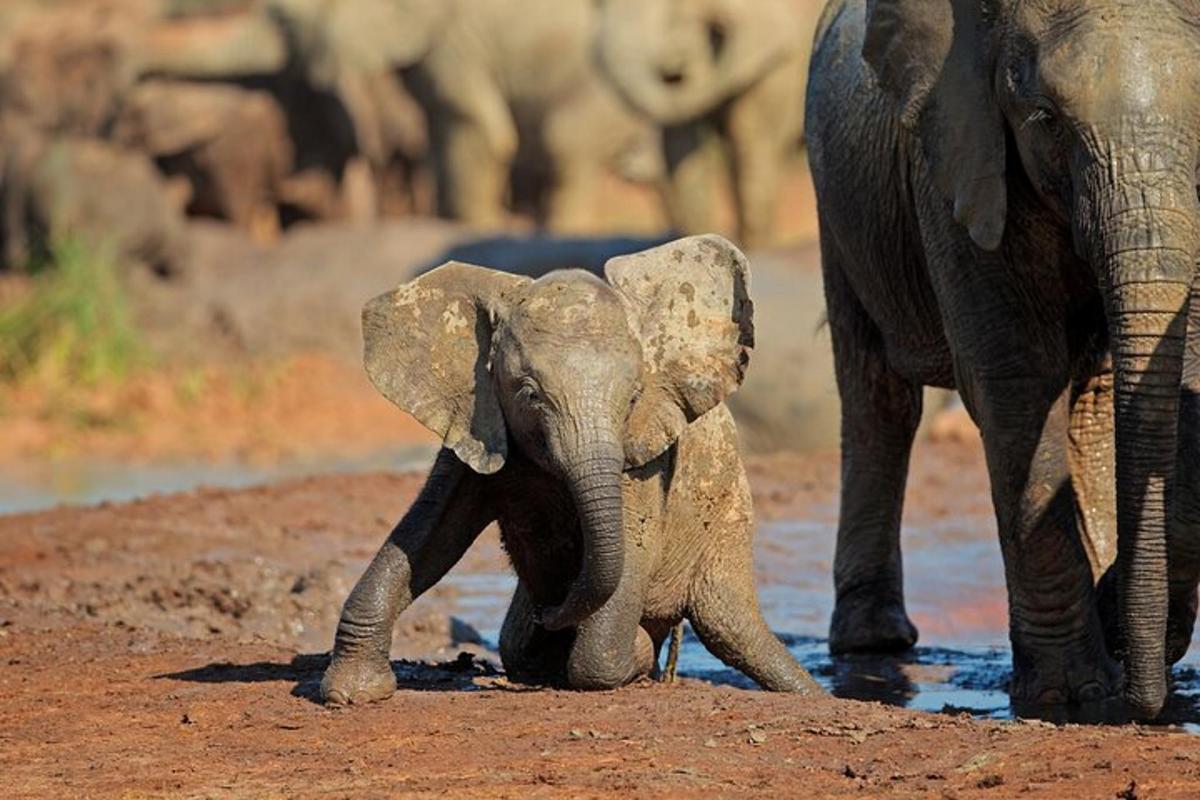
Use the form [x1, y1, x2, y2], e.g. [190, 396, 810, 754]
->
[362, 263, 530, 474]
[606, 235, 754, 467]
[863, 0, 1007, 251]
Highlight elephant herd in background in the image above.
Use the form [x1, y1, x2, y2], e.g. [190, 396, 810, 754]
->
[0, 0, 825, 273]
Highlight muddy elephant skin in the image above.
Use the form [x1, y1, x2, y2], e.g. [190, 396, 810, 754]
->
[807, 0, 1200, 717]
[320, 235, 820, 702]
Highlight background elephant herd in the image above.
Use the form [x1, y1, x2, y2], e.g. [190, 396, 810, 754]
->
[0, 0, 823, 272]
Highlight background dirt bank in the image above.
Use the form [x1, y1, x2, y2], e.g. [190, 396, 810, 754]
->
[3, 440, 1200, 798]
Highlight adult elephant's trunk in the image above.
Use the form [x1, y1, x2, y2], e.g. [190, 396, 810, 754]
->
[537, 437, 626, 631]
[1078, 154, 1199, 718]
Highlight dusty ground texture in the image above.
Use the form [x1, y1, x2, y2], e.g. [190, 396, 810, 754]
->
[4, 439, 1200, 798]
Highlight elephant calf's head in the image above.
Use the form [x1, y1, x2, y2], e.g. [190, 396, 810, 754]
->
[362, 234, 754, 630]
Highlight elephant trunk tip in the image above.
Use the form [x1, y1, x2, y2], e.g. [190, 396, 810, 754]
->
[1125, 681, 1167, 721]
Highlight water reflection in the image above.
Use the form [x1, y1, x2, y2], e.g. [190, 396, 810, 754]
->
[0, 445, 437, 515]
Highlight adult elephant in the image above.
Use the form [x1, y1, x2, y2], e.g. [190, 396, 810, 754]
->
[595, 0, 825, 247]
[807, 0, 1200, 718]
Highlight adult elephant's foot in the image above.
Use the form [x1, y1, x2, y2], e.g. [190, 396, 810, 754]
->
[1008, 638, 1120, 706]
[320, 654, 397, 706]
[828, 585, 918, 655]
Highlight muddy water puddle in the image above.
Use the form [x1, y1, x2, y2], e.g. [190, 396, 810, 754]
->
[433, 518, 1200, 731]
[0, 446, 438, 515]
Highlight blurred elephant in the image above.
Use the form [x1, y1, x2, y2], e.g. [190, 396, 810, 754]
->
[0, 0, 151, 138]
[391, 0, 658, 231]
[113, 80, 293, 243]
[137, 0, 428, 223]
[0, 121, 185, 274]
[143, 0, 656, 231]
[595, 0, 825, 247]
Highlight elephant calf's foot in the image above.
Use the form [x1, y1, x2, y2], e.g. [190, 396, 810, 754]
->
[320, 654, 397, 706]
[1009, 638, 1120, 706]
[829, 586, 918, 655]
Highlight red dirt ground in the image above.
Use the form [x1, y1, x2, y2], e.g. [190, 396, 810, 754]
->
[4, 440, 1200, 798]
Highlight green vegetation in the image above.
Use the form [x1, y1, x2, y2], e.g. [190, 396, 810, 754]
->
[0, 240, 146, 387]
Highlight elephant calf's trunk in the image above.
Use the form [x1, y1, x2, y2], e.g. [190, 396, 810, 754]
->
[538, 444, 626, 631]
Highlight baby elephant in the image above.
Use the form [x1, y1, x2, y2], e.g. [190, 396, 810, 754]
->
[321, 235, 819, 703]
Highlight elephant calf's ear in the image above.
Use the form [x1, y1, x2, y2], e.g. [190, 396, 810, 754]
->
[606, 235, 754, 466]
[362, 262, 530, 474]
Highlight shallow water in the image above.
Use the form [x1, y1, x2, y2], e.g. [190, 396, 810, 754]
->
[434, 516, 1200, 731]
[6, 457, 1200, 728]
[0, 446, 438, 516]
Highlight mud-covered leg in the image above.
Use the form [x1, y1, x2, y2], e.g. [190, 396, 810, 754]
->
[1168, 287, 1200, 664]
[688, 470, 821, 694]
[498, 581, 574, 685]
[565, 545, 654, 690]
[824, 247, 922, 654]
[321, 451, 495, 705]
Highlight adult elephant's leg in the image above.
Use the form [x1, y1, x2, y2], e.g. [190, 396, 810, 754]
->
[942, 268, 1118, 704]
[1068, 362, 1118, 582]
[824, 247, 922, 654]
[660, 121, 719, 236]
[541, 94, 604, 234]
[430, 76, 516, 227]
[1168, 287, 1200, 665]
[321, 450, 495, 705]
[498, 580, 574, 686]
[726, 55, 804, 249]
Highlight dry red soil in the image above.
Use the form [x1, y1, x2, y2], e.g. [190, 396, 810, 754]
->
[3, 440, 1200, 798]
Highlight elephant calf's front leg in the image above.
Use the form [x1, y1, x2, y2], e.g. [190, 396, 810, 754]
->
[321, 452, 493, 705]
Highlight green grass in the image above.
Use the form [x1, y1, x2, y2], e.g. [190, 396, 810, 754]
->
[0, 240, 145, 388]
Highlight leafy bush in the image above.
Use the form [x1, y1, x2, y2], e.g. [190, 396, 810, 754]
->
[0, 239, 145, 387]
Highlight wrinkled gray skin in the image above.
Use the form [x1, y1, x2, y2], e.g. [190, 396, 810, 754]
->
[595, 0, 824, 247]
[807, 0, 1200, 718]
[320, 235, 820, 702]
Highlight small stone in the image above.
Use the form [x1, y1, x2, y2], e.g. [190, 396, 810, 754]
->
[748, 729, 768, 745]
[568, 729, 584, 739]
[977, 774, 1004, 789]
[703, 738, 719, 749]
